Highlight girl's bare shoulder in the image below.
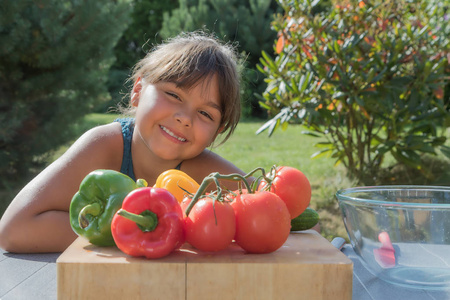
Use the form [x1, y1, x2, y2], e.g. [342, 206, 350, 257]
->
[55, 122, 124, 170]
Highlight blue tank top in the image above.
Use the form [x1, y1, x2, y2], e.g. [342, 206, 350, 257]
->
[114, 118, 182, 181]
[115, 118, 136, 180]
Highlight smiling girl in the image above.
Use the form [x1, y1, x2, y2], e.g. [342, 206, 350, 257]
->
[0, 32, 246, 253]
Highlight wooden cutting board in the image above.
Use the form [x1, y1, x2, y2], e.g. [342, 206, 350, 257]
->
[57, 230, 352, 300]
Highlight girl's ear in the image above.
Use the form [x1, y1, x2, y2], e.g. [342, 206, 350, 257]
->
[210, 125, 225, 144]
[131, 77, 143, 107]
[217, 125, 225, 134]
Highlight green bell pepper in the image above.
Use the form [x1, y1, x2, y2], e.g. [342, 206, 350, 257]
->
[69, 169, 147, 246]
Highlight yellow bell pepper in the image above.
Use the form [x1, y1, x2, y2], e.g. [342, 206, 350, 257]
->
[154, 169, 200, 203]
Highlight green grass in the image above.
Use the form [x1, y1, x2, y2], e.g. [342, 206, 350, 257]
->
[214, 121, 340, 180]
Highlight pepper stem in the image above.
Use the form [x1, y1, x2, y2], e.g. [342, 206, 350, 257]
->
[117, 209, 158, 232]
[136, 178, 148, 188]
[78, 202, 102, 229]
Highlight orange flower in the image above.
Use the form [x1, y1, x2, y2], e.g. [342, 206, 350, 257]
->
[302, 45, 313, 58]
[327, 99, 338, 110]
[434, 87, 444, 99]
[328, 58, 337, 64]
[276, 35, 285, 54]
[305, 35, 315, 44]
[360, 106, 370, 119]
[358, 1, 365, 8]
[364, 83, 376, 92]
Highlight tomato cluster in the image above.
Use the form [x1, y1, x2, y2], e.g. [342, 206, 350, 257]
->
[109, 165, 312, 258]
[180, 166, 312, 254]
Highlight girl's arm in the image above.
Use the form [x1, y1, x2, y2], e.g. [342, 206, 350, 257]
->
[0, 123, 123, 253]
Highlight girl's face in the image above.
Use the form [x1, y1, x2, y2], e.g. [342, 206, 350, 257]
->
[132, 75, 222, 163]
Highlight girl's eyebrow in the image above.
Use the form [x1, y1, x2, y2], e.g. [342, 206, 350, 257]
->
[206, 100, 221, 112]
[199, 99, 222, 119]
[168, 81, 222, 113]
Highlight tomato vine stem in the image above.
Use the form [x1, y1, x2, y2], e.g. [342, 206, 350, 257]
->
[185, 172, 251, 216]
[184, 165, 279, 217]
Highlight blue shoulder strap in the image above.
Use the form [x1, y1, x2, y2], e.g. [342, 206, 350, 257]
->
[114, 118, 136, 181]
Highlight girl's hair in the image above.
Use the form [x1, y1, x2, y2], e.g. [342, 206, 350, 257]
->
[127, 31, 242, 145]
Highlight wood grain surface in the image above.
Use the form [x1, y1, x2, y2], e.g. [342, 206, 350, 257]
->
[57, 230, 353, 300]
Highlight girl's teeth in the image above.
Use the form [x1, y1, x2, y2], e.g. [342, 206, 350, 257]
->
[161, 126, 186, 142]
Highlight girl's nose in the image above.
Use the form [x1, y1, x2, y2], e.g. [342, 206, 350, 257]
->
[175, 111, 192, 127]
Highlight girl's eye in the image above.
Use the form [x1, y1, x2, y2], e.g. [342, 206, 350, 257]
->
[167, 92, 181, 101]
[200, 110, 213, 120]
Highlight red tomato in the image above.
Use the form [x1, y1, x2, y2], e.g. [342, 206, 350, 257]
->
[181, 197, 236, 252]
[259, 166, 311, 219]
[231, 191, 291, 254]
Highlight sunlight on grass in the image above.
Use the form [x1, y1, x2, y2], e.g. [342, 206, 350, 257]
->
[214, 122, 337, 178]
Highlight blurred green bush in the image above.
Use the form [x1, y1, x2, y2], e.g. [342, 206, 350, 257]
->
[0, 0, 132, 188]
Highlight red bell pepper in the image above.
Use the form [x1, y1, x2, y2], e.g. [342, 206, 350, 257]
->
[111, 187, 185, 259]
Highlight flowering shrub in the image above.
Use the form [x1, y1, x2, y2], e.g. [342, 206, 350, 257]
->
[257, 0, 450, 184]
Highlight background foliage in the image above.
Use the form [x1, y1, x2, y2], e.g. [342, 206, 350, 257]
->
[105, 0, 280, 119]
[257, 0, 450, 185]
[0, 0, 132, 188]
[105, 0, 178, 113]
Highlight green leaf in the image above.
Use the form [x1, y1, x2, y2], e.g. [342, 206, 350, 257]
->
[301, 131, 321, 137]
[256, 119, 276, 135]
[369, 67, 387, 84]
[290, 77, 300, 94]
[332, 91, 347, 99]
[310, 0, 321, 8]
[261, 50, 277, 71]
[256, 64, 267, 74]
[430, 136, 446, 146]
[298, 73, 307, 93]
[354, 96, 365, 107]
[283, 79, 295, 93]
[333, 39, 341, 54]
[376, 142, 395, 156]
[393, 149, 421, 168]
[314, 141, 333, 148]
[440, 145, 450, 159]
[268, 118, 280, 137]
[311, 148, 332, 159]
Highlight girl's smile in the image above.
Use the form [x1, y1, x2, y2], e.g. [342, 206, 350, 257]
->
[159, 125, 188, 143]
